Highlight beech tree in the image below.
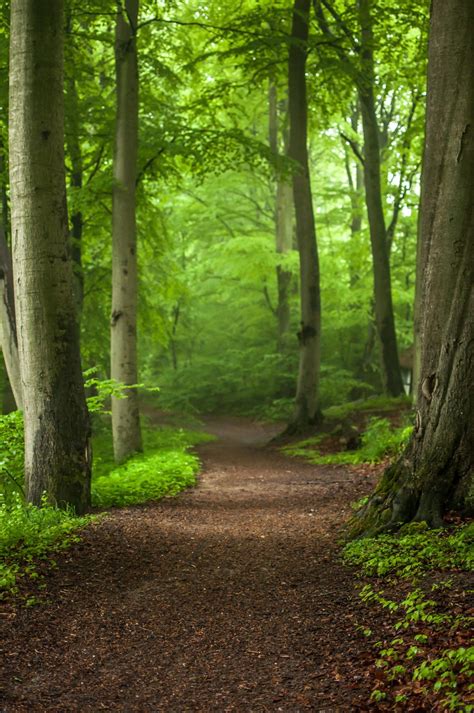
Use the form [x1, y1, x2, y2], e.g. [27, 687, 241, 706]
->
[353, 0, 473, 534]
[268, 81, 293, 352]
[0, 227, 22, 410]
[357, 0, 403, 397]
[111, 0, 142, 462]
[287, 0, 322, 430]
[9, 0, 91, 511]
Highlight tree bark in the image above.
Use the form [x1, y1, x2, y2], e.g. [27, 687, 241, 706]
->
[352, 0, 474, 535]
[111, 0, 142, 462]
[9, 0, 91, 512]
[269, 82, 293, 352]
[287, 0, 322, 430]
[0, 226, 22, 410]
[358, 0, 404, 397]
[0, 140, 23, 410]
[65, 14, 84, 317]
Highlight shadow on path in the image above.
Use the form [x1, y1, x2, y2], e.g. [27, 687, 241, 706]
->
[1, 416, 379, 712]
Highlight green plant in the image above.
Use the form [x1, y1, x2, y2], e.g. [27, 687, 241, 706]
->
[0, 494, 92, 595]
[283, 417, 413, 466]
[343, 523, 474, 578]
[345, 523, 474, 710]
[0, 411, 25, 504]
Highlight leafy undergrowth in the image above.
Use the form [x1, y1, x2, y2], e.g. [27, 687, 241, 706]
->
[0, 496, 92, 598]
[0, 410, 212, 598]
[344, 521, 474, 711]
[283, 416, 413, 466]
[91, 425, 214, 508]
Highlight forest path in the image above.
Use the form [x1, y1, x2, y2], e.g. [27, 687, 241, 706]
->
[1, 416, 379, 712]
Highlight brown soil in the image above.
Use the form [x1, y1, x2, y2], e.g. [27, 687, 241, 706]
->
[1, 417, 384, 712]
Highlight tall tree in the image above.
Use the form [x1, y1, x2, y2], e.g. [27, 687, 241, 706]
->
[65, 10, 85, 316]
[287, 0, 322, 430]
[268, 81, 293, 352]
[353, 0, 473, 534]
[0, 226, 22, 410]
[9, 0, 91, 511]
[357, 0, 404, 396]
[111, 0, 142, 462]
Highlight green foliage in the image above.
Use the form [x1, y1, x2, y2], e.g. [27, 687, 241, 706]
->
[0, 411, 25, 504]
[324, 395, 412, 421]
[345, 523, 473, 709]
[0, 494, 92, 596]
[0, 406, 212, 594]
[412, 648, 474, 711]
[92, 425, 213, 508]
[344, 523, 474, 578]
[284, 417, 413, 466]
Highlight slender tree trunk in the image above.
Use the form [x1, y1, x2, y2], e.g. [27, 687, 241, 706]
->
[269, 81, 293, 351]
[0, 141, 22, 410]
[342, 108, 364, 287]
[65, 33, 84, 315]
[1, 353, 16, 414]
[9, 0, 91, 512]
[287, 0, 322, 430]
[0, 227, 22, 410]
[412, 202, 423, 402]
[352, 0, 474, 535]
[111, 0, 142, 462]
[358, 0, 404, 397]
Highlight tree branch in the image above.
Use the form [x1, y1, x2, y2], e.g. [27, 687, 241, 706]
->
[340, 132, 365, 166]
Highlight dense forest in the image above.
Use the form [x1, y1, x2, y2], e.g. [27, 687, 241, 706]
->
[0, 0, 473, 710]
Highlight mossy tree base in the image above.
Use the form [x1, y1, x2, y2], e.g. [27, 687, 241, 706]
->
[349, 438, 473, 539]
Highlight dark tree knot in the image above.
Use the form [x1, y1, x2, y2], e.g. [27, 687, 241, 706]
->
[297, 323, 317, 345]
[111, 309, 123, 326]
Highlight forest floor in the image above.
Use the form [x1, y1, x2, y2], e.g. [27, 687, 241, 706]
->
[0, 415, 416, 712]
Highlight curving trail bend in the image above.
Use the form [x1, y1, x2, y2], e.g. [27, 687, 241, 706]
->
[1, 417, 380, 712]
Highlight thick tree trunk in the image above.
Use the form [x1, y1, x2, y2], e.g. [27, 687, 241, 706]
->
[287, 0, 322, 430]
[269, 82, 293, 352]
[111, 0, 142, 462]
[358, 0, 404, 397]
[9, 0, 91, 512]
[352, 0, 474, 536]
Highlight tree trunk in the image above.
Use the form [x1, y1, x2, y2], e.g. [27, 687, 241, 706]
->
[111, 0, 142, 462]
[9, 0, 91, 512]
[287, 0, 322, 430]
[342, 107, 364, 287]
[0, 227, 22, 410]
[358, 0, 404, 397]
[269, 81, 293, 352]
[352, 0, 474, 535]
[0, 140, 23, 410]
[64, 18, 84, 317]
[0, 353, 16, 414]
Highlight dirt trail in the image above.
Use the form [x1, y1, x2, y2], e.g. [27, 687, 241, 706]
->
[1, 417, 379, 712]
